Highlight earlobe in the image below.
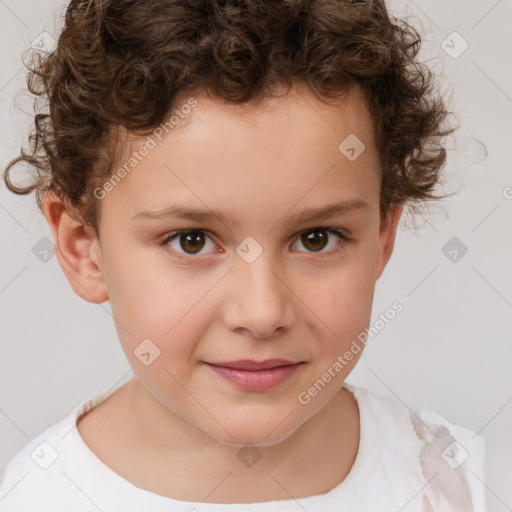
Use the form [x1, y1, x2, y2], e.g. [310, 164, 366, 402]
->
[375, 203, 403, 280]
[43, 192, 108, 304]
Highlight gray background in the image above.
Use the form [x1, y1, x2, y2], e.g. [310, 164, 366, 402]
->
[1, 0, 511, 509]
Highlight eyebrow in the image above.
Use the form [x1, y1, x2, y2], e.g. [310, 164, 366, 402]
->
[132, 199, 371, 226]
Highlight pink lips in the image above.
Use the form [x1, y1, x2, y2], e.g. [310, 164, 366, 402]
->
[205, 359, 303, 391]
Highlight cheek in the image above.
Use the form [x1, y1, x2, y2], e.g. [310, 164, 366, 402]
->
[104, 244, 190, 328]
[295, 267, 375, 398]
[295, 257, 376, 381]
[305, 260, 376, 330]
[106, 262, 217, 371]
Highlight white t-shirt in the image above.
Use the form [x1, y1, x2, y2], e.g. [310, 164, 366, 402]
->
[0, 382, 487, 512]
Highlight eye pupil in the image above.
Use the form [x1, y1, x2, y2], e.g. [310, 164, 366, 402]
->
[180, 231, 205, 254]
[302, 230, 328, 252]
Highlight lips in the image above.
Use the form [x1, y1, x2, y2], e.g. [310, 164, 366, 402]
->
[205, 359, 303, 391]
[206, 359, 299, 371]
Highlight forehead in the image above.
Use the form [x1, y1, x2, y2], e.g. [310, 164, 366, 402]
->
[102, 82, 381, 226]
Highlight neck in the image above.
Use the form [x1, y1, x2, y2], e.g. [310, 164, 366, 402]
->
[113, 377, 361, 503]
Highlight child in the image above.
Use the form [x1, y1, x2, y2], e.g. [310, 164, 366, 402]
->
[0, 0, 486, 510]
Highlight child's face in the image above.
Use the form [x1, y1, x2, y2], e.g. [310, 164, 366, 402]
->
[73, 83, 402, 445]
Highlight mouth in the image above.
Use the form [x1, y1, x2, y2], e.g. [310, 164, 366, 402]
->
[204, 359, 305, 391]
[205, 359, 301, 371]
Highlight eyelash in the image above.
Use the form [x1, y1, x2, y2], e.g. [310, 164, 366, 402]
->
[159, 227, 351, 262]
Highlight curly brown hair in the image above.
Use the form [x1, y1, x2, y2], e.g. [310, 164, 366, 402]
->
[3, 0, 457, 237]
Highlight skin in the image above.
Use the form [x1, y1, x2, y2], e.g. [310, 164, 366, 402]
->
[43, 81, 403, 503]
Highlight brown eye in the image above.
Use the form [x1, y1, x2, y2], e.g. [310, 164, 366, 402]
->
[302, 230, 328, 252]
[292, 228, 347, 254]
[162, 230, 217, 257]
[179, 231, 205, 254]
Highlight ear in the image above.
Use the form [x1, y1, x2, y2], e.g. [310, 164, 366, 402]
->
[43, 192, 108, 303]
[375, 203, 403, 280]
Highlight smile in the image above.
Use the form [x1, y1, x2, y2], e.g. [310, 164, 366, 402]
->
[204, 361, 304, 391]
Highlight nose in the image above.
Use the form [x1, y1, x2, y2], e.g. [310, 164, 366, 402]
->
[220, 253, 296, 339]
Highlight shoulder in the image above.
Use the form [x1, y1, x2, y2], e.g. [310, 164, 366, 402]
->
[411, 407, 487, 512]
[346, 384, 487, 512]
[0, 414, 76, 511]
[0, 386, 117, 512]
